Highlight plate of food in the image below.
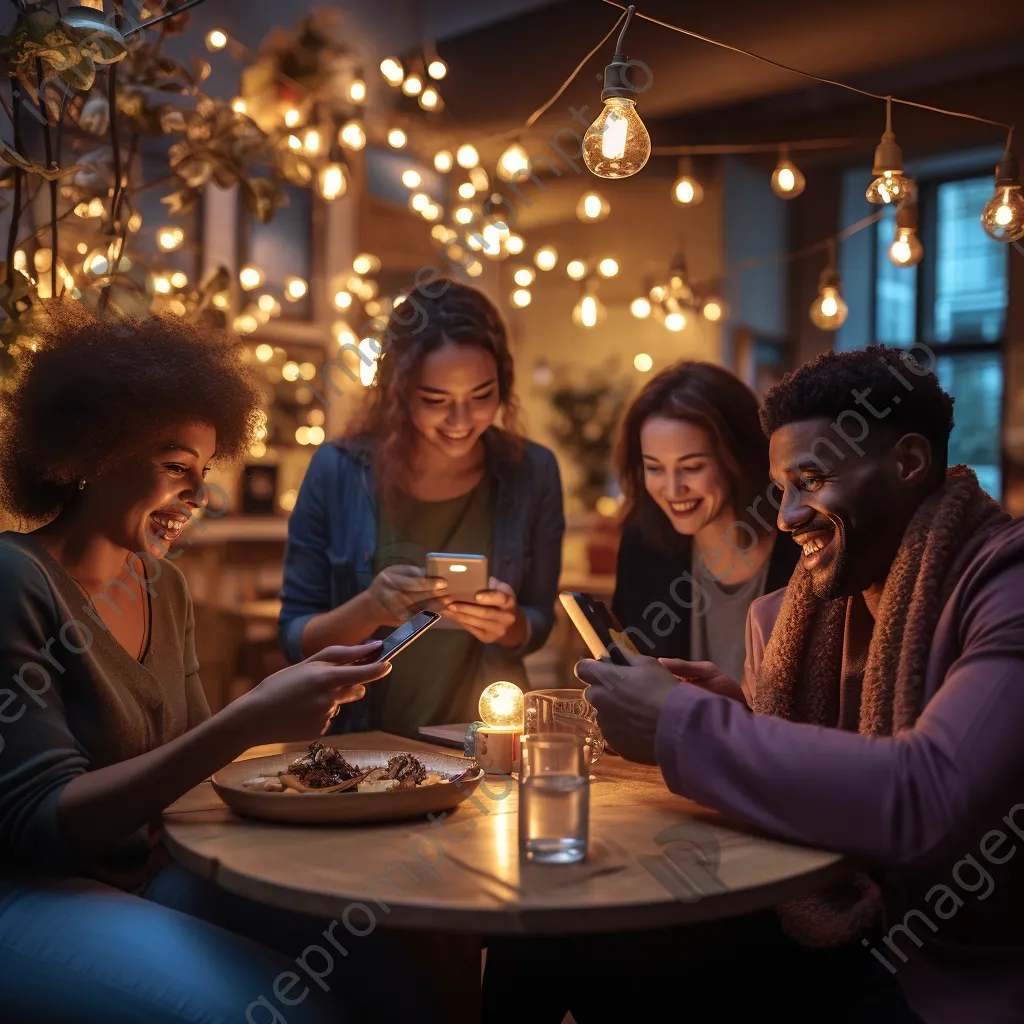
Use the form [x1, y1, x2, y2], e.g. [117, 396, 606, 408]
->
[211, 741, 484, 824]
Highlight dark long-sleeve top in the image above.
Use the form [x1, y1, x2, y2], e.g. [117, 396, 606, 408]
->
[0, 533, 209, 893]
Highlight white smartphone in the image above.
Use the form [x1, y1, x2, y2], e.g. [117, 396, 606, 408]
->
[425, 552, 489, 602]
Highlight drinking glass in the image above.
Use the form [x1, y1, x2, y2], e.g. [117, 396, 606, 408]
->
[518, 732, 589, 864]
[523, 688, 605, 764]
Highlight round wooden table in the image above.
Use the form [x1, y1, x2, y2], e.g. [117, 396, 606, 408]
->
[163, 731, 848, 936]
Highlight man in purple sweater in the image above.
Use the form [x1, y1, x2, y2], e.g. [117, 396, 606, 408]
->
[579, 346, 1024, 1024]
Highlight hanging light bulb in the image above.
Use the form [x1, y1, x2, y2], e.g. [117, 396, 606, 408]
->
[231, 97, 247, 114]
[427, 58, 447, 80]
[980, 141, 1024, 243]
[810, 251, 848, 331]
[701, 295, 728, 322]
[511, 288, 532, 308]
[504, 234, 525, 255]
[771, 147, 806, 199]
[380, 58, 404, 86]
[576, 190, 610, 222]
[387, 128, 407, 149]
[401, 169, 422, 189]
[534, 246, 557, 271]
[205, 29, 228, 51]
[348, 78, 366, 103]
[456, 144, 479, 169]
[497, 141, 531, 182]
[469, 167, 489, 191]
[457, 181, 476, 200]
[664, 312, 686, 332]
[667, 251, 694, 306]
[573, 276, 606, 328]
[582, 7, 650, 178]
[888, 201, 924, 267]
[598, 258, 619, 277]
[285, 276, 308, 301]
[284, 108, 301, 128]
[239, 265, 263, 290]
[353, 253, 381, 275]
[866, 98, 915, 205]
[434, 149, 453, 172]
[339, 120, 366, 151]
[401, 74, 423, 97]
[671, 157, 703, 206]
[157, 226, 184, 251]
[566, 259, 587, 281]
[513, 267, 536, 287]
[630, 297, 651, 318]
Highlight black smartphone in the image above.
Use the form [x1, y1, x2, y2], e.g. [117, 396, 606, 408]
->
[354, 610, 440, 665]
[559, 592, 641, 667]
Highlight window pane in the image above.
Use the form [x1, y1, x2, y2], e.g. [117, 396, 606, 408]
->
[935, 352, 1002, 499]
[933, 178, 1008, 343]
[875, 204, 917, 345]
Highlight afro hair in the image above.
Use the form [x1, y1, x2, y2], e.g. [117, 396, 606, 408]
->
[759, 344, 955, 467]
[0, 302, 264, 521]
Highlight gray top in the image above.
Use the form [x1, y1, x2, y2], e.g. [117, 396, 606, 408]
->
[689, 549, 771, 685]
[0, 533, 209, 893]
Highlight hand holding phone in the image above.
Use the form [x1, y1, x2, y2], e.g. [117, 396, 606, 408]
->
[560, 592, 641, 667]
[352, 610, 440, 664]
[425, 553, 488, 602]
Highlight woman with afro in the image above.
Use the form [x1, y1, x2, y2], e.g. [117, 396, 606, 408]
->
[0, 305, 441, 1023]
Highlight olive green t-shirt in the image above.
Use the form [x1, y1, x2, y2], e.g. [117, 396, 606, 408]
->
[369, 475, 494, 738]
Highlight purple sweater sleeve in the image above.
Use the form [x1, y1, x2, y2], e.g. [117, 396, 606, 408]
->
[655, 559, 1024, 868]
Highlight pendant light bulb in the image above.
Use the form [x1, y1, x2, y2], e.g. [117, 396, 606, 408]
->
[671, 157, 703, 206]
[980, 143, 1024, 243]
[771, 148, 806, 199]
[810, 261, 848, 331]
[866, 98, 914, 205]
[582, 6, 650, 179]
[887, 201, 923, 267]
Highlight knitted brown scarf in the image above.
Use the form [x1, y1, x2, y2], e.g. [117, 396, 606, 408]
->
[752, 466, 1009, 947]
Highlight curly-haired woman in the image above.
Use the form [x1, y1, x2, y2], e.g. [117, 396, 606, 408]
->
[0, 305, 441, 1023]
[279, 278, 565, 738]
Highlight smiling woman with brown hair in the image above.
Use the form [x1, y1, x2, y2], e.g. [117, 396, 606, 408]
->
[0, 305, 441, 1023]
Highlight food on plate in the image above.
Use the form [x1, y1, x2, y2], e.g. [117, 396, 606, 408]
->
[240, 743, 477, 794]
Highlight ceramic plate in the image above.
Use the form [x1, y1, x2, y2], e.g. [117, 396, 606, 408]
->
[211, 746, 483, 824]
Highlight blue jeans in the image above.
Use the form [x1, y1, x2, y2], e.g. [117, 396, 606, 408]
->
[0, 863, 443, 1024]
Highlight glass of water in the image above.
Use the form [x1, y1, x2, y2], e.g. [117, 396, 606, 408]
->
[523, 688, 606, 764]
[518, 732, 589, 864]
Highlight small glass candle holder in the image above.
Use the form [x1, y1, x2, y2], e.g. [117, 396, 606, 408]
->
[518, 732, 589, 864]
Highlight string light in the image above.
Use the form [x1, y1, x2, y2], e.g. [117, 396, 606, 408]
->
[511, 288, 532, 307]
[534, 246, 558, 271]
[566, 259, 587, 280]
[285, 276, 308, 301]
[513, 267, 536, 286]
[387, 128, 407, 149]
[504, 234, 525, 255]
[810, 246, 848, 330]
[598, 257, 619, 277]
[633, 353, 653, 372]
[456, 144, 480, 169]
[573, 276, 606, 328]
[422, 203, 441, 221]
[867, 99, 914, 205]
[457, 182, 476, 200]
[701, 295, 727, 322]
[419, 87, 442, 111]
[255, 343, 274, 362]
[334, 290, 353, 310]
[410, 192, 430, 212]
[583, 7, 650, 179]
[434, 149, 453, 172]
[239, 265, 263, 290]
[348, 79, 366, 103]
[427, 58, 448, 80]
[157, 226, 184, 251]
[402, 169, 422, 188]
[888, 202, 924, 267]
[231, 97, 247, 114]
[284, 108, 301, 128]
[353, 253, 381, 275]
[402, 74, 423, 96]
[205, 29, 227, 51]
[630, 297, 651, 318]
[576, 190, 610, 221]
[339, 120, 366, 150]
[380, 58, 404, 85]
[318, 163, 347, 200]
[771, 147, 805, 199]
[981, 138, 1024, 243]
[664, 311, 685, 331]
[671, 157, 703, 206]
[469, 167, 490, 190]
[497, 141, 532, 182]
[454, 206, 474, 225]
[466, 260, 484, 277]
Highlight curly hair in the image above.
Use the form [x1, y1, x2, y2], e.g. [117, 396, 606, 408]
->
[759, 345, 955, 469]
[614, 361, 772, 549]
[0, 303, 264, 521]
[348, 278, 523, 510]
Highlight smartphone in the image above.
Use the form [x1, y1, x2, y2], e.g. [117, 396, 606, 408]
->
[559, 591, 641, 667]
[354, 610, 440, 664]
[425, 552, 489, 602]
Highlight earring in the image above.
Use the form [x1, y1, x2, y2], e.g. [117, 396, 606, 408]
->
[77, 478, 86, 491]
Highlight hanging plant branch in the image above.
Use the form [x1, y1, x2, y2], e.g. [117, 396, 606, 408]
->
[35, 57, 59, 298]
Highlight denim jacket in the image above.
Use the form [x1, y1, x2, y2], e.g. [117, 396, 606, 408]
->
[278, 429, 566, 732]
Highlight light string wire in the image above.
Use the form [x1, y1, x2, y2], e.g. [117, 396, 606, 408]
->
[598, 0, 1013, 137]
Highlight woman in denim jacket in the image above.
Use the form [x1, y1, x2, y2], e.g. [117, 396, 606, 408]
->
[279, 279, 565, 738]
